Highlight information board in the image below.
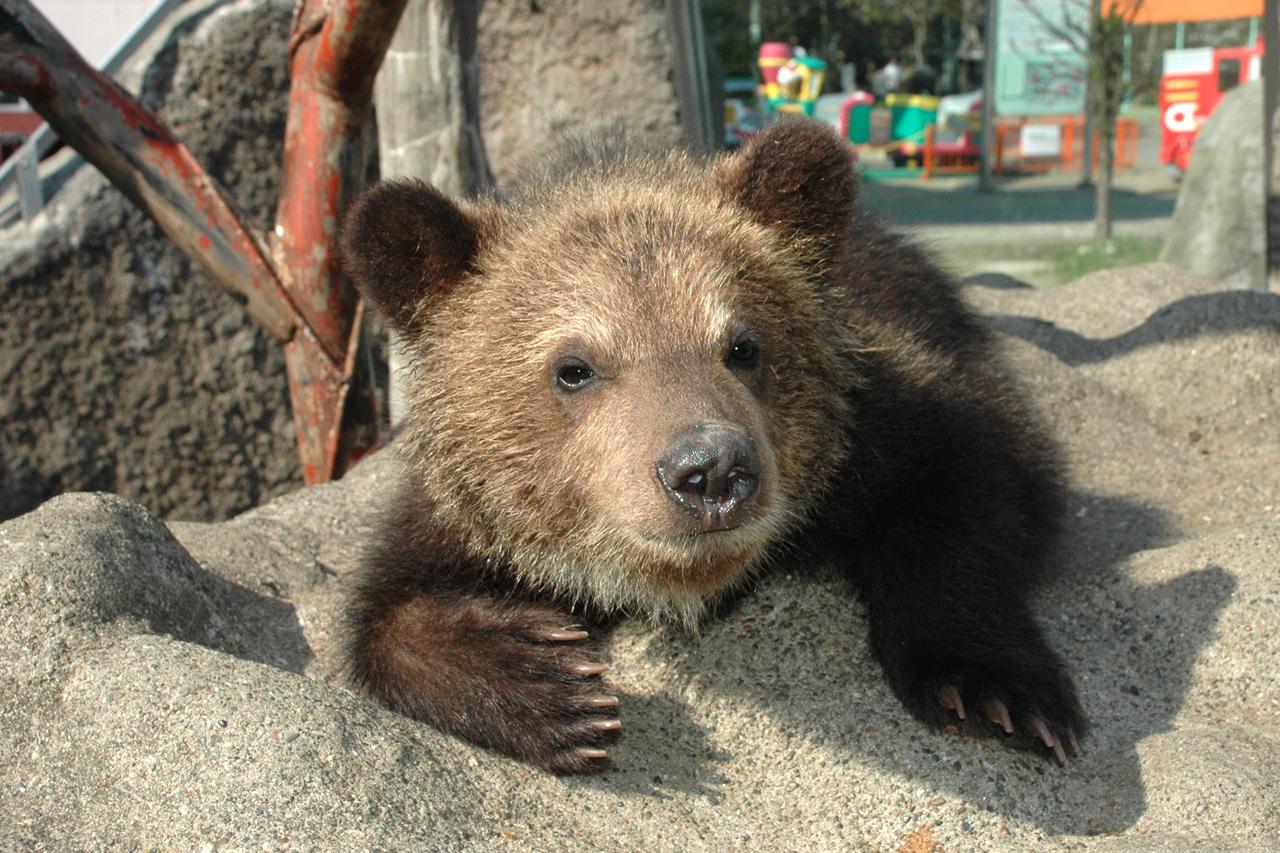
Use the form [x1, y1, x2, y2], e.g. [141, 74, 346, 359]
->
[995, 0, 1088, 116]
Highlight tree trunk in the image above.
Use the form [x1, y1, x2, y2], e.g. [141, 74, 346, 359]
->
[1080, 101, 1095, 187]
[1092, 6, 1125, 244]
[372, 0, 492, 425]
[1095, 120, 1114, 242]
[957, 0, 983, 92]
[912, 17, 928, 68]
[1080, 0, 1100, 187]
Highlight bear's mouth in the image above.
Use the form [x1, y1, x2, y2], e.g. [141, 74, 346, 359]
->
[638, 516, 772, 556]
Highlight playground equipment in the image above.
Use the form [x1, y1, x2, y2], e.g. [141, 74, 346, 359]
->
[885, 93, 939, 166]
[839, 92, 875, 144]
[757, 42, 827, 116]
[919, 91, 983, 177]
[883, 92, 985, 174]
[1159, 42, 1262, 172]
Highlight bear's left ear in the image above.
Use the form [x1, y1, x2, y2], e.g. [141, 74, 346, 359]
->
[341, 180, 482, 333]
[714, 119, 857, 241]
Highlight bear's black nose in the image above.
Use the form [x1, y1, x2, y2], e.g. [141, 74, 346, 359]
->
[655, 424, 760, 531]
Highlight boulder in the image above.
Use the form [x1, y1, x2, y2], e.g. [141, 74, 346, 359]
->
[1160, 80, 1267, 291]
[0, 0, 688, 525]
[477, 0, 682, 186]
[3, 265, 1278, 849]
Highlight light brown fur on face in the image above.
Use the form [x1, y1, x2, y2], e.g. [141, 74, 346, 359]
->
[391, 148, 855, 624]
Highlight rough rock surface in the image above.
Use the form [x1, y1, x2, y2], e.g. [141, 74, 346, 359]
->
[1160, 80, 1267, 291]
[0, 0, 301, 524]
[477, 0, 681, 186]
[2, 263, 1277, 849]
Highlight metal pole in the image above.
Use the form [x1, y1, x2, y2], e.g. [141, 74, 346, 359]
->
[15, 142, 41, 221]
[666, 0, 716, 153]
[978, 0, 998, 191]
[1265, 0, 1279, 291]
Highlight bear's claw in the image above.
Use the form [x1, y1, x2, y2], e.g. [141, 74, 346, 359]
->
[543, 627, 590, 642]
[1029, 717, 1068, 765]
[938, 685, 967, 720]
[981, 698, 1014, 735]
[927, 671, 1083, 765]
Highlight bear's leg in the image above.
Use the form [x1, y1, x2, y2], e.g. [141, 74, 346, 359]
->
[347, 516, 620, 774]
[827, 456, 1085, 762]
[854, 564, 1084, 763]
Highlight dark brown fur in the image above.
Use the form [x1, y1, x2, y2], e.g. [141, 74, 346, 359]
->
[341, 120, 1085, 774]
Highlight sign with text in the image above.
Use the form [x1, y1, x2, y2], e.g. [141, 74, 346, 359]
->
[1020, 123, 1063, 157]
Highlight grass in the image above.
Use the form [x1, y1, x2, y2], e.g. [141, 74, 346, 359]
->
[1046, 237, 1163, 284]
[931, 235, 1163, 288]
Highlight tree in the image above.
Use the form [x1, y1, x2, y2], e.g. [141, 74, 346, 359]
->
[901, 0, 941, 67]
[1090, 0, 1145, 242]
[1015, 0, 1145, 243]
[956, 0, 986, 90]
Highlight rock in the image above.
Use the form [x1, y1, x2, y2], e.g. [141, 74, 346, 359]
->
[477, 0, 682, 186]
[2, 266, 1277, 849]
[1160, 80, 1266, 291]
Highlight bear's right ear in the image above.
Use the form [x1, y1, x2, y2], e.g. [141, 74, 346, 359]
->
[341, 180, 481, 333]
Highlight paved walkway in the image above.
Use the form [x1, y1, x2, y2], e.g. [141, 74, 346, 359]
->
[856, 106, 1180, 240]
[859, 171, 1178, 229]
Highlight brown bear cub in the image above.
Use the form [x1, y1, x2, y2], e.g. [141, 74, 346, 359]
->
[340, 120, 1085, 775]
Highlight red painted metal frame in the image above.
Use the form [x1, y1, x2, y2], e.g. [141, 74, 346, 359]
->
[275, 0, 407, 483]
[0, 0, 407, 485]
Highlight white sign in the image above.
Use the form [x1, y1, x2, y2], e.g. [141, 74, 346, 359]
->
[1020, 123, 1063, 157]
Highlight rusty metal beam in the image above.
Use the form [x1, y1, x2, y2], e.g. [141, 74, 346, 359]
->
[275, 0, 407, 484]
[0, 0, 402, 487]
[274, 0, 408, 362]
[0, 0, 295, 342]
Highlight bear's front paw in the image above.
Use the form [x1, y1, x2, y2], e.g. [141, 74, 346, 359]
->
[907, 661, 1085, 764]
[471, 610, 622, 775]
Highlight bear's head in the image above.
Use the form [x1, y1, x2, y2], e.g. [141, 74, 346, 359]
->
[342, 121, 861, 624]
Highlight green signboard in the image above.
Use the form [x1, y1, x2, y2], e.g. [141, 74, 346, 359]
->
[995, 0, 1087, 116]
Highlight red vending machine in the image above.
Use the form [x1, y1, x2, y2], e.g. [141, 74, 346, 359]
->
[1159, 42, 1262, 172]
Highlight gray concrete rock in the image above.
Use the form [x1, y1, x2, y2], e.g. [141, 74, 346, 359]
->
[2, 265, 1278, 849]
[1160, 80, 1267, 291]
[477, 0, 682, 186]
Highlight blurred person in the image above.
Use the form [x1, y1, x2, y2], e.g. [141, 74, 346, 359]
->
[883, 56, 902, 93]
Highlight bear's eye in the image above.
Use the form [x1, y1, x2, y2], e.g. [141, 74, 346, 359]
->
[555, 360, 597, 391]
[726, 336, 761, 370]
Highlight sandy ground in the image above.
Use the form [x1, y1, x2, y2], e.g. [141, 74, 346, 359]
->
[1, 263, 1277, 850]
